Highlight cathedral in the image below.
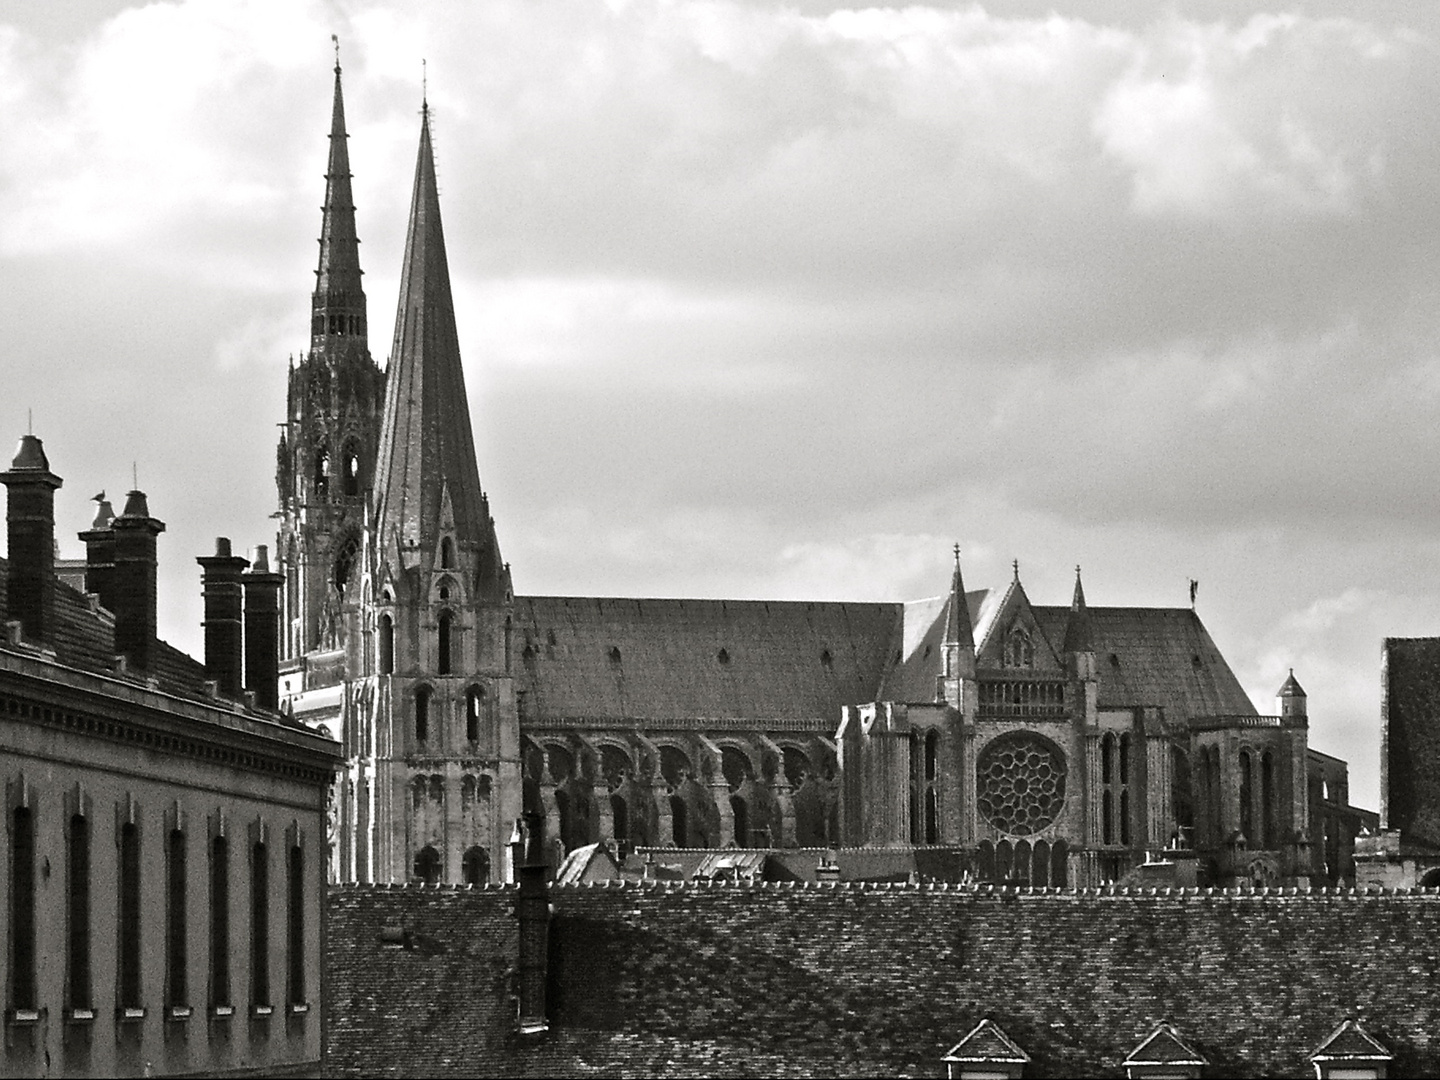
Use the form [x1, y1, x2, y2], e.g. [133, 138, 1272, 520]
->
[279, 65, 1368, 890]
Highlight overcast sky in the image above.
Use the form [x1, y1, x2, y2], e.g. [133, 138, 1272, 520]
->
[3, 0, 1438, 811]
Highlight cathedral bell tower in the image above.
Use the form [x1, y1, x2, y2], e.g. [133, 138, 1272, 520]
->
[277, 56, 386, 659]
[348, 98, 521, 885]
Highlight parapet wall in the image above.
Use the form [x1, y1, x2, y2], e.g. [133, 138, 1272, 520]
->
[326, 882, 1440, 1078]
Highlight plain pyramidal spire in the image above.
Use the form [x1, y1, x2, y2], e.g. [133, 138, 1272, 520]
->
[372, 94, 503, 591]
[1063, 565, 1093, 654]
[942, 544, 974, 650]
[312, 46, 367, 351]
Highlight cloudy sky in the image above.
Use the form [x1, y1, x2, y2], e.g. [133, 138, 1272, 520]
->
[3, 0, 1438, 810]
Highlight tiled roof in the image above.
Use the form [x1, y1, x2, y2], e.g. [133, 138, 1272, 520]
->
[512, 595, 898, 724]
[878, 585, 1253, 724]
[3, 557, 219, 703]
[1037, 606, 1257, 723]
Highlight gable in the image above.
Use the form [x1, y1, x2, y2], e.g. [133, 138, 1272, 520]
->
[975, 581, 1064, 674]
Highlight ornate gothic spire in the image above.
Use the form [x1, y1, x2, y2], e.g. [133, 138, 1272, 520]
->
[312, 54, 367, 352]
[373, 102, 501, 588]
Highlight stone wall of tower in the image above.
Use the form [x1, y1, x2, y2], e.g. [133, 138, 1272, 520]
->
[355, 536, 522, 884]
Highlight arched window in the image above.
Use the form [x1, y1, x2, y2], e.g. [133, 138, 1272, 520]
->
[11, 806, 36, 1011]
[462, 847, 489, 886]
[379, 615, 394, 674]
[1033, 839, 1050, 888]
[413, 846, 441, 884]
[611, 794, 629, 844]
[1261, 751, 1275, 848]
[1118, 734, 1132, 846]
[924, 787, 939, 845]
[925, 730, 939, 783]
[466, 685, 483, 743]
[1101, 733, 1116, 844]
[313, 446, 330, 500]
[1050, 840, 1068, 887]
[332, 534, 360, 596]
[977, 840, 996, 883]
[670, 796, 688, 848]
[731, 795, 750, 848]
[440, 537, 456, 569]
[342, 442, 361, 497]
[437, 612, 453, 675]
[996, 839, 1013, 881]
[415, 687, 431, 743]
[1239, 750, 1254, 841]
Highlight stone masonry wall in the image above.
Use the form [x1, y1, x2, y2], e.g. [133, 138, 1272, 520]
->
[1382, 637, 1440, 845]
[326, 882, 1440, 1078]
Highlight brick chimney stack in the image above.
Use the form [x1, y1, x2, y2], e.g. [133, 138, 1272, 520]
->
[243, 544, 283, 711]
[111, 489, 165, 671]
[1, 434, 63, 646]
[78, 494, 117, 615]
[198, 538, 249, 699]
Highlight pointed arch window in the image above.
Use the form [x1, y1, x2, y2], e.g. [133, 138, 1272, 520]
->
[415, 686, 432, 744]
[414, 846, 441, 884]
[1239, 749, 1254, 841]
[341, 441, 361, 498]
[437, 612, 453, 675]
[466, 685, 484, 743]
[287, 843, 305, 1006]
[462, 847, 489, 886]
[379, 614, 394, 675]
[1006, 626, 1035, 668]
[313, 446, 330, 500]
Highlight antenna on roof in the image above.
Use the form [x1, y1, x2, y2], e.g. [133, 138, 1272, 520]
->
[27, 408, 32, 435]
[132, 461, 138, 490]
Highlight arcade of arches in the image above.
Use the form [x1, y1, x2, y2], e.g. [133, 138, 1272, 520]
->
[522, 734, 839, 854]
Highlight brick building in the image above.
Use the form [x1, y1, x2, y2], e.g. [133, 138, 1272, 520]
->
[1, 434, 340, 1077]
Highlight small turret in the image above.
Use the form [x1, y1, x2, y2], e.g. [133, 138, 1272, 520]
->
[1278, 669, 1307, 720]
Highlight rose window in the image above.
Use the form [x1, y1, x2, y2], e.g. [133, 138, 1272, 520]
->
[976, 732, 1067, 836]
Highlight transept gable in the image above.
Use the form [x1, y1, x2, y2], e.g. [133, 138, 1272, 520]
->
[974, 577, 1064, 674]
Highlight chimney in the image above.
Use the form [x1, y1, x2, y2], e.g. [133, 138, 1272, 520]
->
[514, 811, 550, 1036]
[197, 538, 249, 699]
[243, 544, 283, 711]
[78, 495, 117, 614]
[1, 434, 63, 646]
[111, 489, 165, 670]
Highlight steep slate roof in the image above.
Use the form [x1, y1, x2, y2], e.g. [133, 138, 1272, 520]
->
[878, 586, 1253, 723]
[1033, 606, 1257, 721]
[512, 595, 898, 725]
